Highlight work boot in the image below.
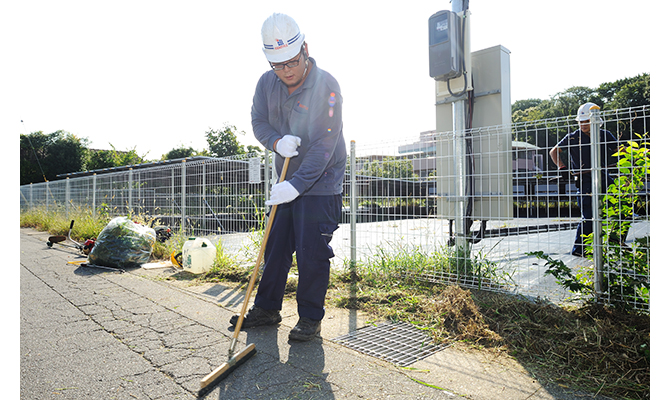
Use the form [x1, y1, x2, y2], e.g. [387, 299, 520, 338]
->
[229, 306, 281, 329]
[289, 317, 321, 342]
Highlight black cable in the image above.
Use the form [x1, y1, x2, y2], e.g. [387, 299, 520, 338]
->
[446, 10, 468, 98]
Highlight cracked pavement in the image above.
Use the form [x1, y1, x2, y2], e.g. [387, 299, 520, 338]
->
[21, 227, 615, 400]
[20, 228, 455, 399]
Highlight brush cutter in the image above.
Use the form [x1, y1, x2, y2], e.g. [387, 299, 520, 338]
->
[198, 157, 291, 398]
[67, 260, 124, 274]
[47, 220, 96, 255]
[150, 219, 173, 243]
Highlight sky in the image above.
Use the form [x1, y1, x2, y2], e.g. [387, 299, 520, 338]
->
[4, 0, 660, 162]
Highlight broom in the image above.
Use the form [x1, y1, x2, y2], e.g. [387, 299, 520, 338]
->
[198, 157, 291, 397]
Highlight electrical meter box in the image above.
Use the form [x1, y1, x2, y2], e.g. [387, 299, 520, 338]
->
[429, 10, 462, 81]
[435, 45, 513, 220]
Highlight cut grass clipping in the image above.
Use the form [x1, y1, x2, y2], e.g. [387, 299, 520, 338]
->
[329, 274, 649, 400]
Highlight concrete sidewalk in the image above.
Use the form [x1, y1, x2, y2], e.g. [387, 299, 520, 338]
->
[20, 228, 613, 399]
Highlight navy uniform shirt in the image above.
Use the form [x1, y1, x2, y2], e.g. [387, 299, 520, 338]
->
[251, 57, 346, 196]
[557, 128, 618, 192]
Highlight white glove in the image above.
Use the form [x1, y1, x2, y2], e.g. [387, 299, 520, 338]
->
[267, 181, 300, 205]
[275, 135, 301, 158]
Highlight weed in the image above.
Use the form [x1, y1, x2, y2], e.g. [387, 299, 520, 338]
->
[195, 239, 250, 282]
[20, 206, 106, 243]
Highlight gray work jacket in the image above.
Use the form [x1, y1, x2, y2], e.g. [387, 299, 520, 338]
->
[251, 57, 346, 196]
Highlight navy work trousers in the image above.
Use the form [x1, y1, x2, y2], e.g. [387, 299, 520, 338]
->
[573, 173, 614, 255]
[573, 193, 593, 255]
[254, 194, 342, 321]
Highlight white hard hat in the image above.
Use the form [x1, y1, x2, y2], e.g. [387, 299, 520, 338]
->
[575, 102, 600, 122]
[261, 13, 305, 63]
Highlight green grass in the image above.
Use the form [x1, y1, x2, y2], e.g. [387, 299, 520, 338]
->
[21, 207, 108, 242]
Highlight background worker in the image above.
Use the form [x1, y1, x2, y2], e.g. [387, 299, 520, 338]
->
[549, 102, 619, 257]
[230, 13, 346, 342]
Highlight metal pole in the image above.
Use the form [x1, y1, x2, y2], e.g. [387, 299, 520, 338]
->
[171, 169, 175, 222]
[128, 168, 133, 216]
[264, 149, 271, 212]
[451, 0, 468, 13]
[350, 141, 357, 270]
[589, 105, 604, 296]
[92, 174, 97, 218]
[452, 0, 470, 269]
[202, 161, 206, 233]
[181, 160, 186, 233]
[66, 177, 70, 220]
[452, 100, 470, 263]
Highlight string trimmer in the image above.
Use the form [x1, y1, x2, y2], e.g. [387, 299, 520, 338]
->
[46, 220, 95, 255]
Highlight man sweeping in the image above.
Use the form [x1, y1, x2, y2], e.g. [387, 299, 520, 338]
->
[230, 12, 346, 342]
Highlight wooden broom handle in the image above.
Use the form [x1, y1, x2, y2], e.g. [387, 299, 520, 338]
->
[231, 157, 291, 341]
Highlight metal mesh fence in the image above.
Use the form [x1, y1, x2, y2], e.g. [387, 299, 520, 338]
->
[20, 106, 650, 309]
[340, 105, 650, 310]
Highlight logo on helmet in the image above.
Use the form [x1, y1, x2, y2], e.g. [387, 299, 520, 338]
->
[275, 39, 287, 49]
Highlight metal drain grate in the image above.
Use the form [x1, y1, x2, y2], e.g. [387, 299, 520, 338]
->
[332, 322, 444, 367]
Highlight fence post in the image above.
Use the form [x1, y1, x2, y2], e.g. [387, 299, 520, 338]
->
[453, 99, 471, 272]
[181, 160, 186, 233]
[65, 177, 70, 220]
[92, 173, 97, 218]
[128, 168, 133, 216]
[263, 150, 271, 208]
[202, 161, 206, 232]
[589, 105, 604, 297]
[350, 141, 357, 271]
[171, 168, 175, 223]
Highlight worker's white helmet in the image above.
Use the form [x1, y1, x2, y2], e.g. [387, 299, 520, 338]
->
[261, 13, 305, 63]
[575, 102, 600, 122]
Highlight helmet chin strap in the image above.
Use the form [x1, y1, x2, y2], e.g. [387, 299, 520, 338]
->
[301, 57, 309, 80]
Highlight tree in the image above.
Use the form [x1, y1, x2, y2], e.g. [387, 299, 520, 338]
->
[603, 73, 650, 140]
[244, 144, 263, 157]
[548, 86, 601, 119]
[206, 124, 245, 157]
[162, 145, 199, 160]
[512, 102, 550, 126]
[511, 98, 543, 114]
[605, 73, 650, 110]
[20, 130, 88, 184]
[84, 145, 146, 171]
[361, 157, 416, 179]
[86, 149, 118, 170]
[115, 146, 145, 166]
[511, 74, 650, 125]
